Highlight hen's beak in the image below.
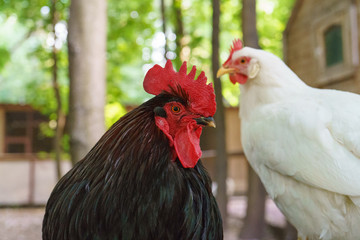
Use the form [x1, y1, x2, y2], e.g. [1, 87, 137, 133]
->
[217, 67, 236, 78]
[195, 117, 216, 128]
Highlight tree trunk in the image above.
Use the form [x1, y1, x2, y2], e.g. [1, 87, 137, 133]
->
[172, 0, 185, 67]
[239, 0, 267, 239]
[68, 0, 107, 165]
[51, 0, 65, 180]
[240, 163, 266, 239]
[160, 0, 168, 59]
[242, 0, 260, 49]
[212, 0, 228, 226]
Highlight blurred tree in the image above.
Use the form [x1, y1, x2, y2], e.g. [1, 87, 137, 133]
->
[106, 0, 156, 107]
[284, 222, 298, 240]
[212, 0, 228, 226]
[0, 0, 69, 113]
[257, 0, 296, 57]
[239, 0, 267, 239]
[171, 0, 185, 68]
[0, 0, 70, 167]
[68, 0, 107, 164]
[160, 0, 168, 59]
[0, 0, 296, 108]
[50, 0, 65, 179]
[0, 0, 296, 162]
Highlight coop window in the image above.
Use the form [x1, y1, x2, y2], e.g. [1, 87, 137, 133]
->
[7, 143, 25, 153]
[324, 24, 344, 67]
[6, 111, 27, 136]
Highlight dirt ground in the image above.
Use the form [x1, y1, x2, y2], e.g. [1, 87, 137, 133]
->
[0, 160, 287, 240]
[0, 208, 43, 240]
[0, 197, 286, 240]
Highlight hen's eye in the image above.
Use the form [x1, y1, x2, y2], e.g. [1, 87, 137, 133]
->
[240, 58, 246, 64]
[171, 105, 181, 113]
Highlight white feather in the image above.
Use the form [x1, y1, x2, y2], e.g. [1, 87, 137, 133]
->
[235, 47, 360, 239]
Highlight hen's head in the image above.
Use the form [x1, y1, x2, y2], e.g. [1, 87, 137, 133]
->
[217, 39, 261, 85]
[144, 60, 216, 168]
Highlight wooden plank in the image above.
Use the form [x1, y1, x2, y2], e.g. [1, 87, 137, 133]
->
[0, 153, 39, 161]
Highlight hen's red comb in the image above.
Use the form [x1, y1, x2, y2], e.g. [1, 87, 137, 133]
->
[224, 39, 243, 66]
[144, 60, 216, 117]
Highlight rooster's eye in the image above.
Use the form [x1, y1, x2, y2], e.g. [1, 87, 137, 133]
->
[240, 58, 246, 64]
[171, 105, 181, 113]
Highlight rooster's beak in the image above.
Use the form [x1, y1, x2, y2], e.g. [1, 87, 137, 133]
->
[195, 117, 216, 128]
[217, 67, 236, 78]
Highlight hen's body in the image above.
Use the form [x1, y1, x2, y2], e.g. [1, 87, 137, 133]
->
[43, 94, 222, 240]
[241, 86, 360, 240]
[218, 42, 360, 240]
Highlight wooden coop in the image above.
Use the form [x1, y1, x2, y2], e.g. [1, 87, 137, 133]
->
[284, 0, 360, 92]
[201, 107, 248, 196]
[0, 104, 52, 155]
[0, 104, 53, 206]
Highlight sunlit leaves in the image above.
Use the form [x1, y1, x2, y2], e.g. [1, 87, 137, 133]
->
[0, 0, 296, 112]
[106, 0, 156, 105]
[257, 0, 295, 57]
[105, 102, 127, 128]
[0, 47, 10, 71]
[218, 0, 295, 105]
[0, 0, 69, 115]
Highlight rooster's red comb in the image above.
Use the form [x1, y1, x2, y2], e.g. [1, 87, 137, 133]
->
[144, 60, 216, 117]
[224, 39, 243, 66]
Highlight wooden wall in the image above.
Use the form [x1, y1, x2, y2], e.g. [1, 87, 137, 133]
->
[0, 109, 4, 154]
[284, 0, 360, 93]
[201, 107, 248, 195]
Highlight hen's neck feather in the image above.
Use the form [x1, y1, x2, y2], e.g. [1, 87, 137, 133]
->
[239, 49, 309, 118]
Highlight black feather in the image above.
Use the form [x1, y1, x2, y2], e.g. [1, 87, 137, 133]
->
[154, 106, 167, 118]
[42, 93, 223, 240]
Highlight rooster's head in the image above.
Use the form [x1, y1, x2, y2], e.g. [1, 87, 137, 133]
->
[144, 60, 216, 168]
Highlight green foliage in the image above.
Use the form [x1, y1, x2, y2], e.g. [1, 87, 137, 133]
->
[0, 0, 70, 156]
[105, 102, 127, 128]
[0, 0, 296, 153]
[39, 121, 55, 138]
[0, 15, 45, 103]
[0, 0, 296, 108]
[218, 0, 295, 105]
[257, 0, 295, 57]
[0, 46, 10, 71]
[0, 0, 69, 113]
[107, 0, 156, 105]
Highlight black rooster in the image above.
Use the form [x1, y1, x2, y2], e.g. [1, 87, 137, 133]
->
[43, 60, 223, 240]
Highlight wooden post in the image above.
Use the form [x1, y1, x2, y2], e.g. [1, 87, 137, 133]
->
[28, 154, 36, 205]
[26, 112, 36, 205]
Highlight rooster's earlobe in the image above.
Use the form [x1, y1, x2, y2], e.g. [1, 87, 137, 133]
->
[155, 116, 174, 147]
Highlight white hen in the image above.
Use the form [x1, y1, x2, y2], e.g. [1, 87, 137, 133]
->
[217, 39, 360, 240]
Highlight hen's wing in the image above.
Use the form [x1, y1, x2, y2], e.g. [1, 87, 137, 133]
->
[242, 89, 360, 200]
